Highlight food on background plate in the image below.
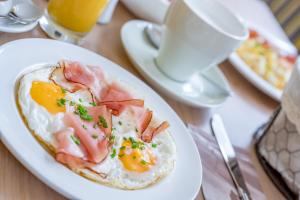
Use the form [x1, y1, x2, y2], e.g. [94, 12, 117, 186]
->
[236, 29, 297, 90]
[17, 60, 176, 189]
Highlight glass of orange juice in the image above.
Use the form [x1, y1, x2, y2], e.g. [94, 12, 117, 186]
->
[39, 0, 109, 44]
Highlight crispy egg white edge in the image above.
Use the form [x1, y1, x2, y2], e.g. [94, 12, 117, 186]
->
[17, 65, 177, 190]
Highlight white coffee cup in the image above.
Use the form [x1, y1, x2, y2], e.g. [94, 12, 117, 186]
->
[155, 0, 248, 82]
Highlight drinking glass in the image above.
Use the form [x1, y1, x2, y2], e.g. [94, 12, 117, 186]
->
[40, 0, 109, 44]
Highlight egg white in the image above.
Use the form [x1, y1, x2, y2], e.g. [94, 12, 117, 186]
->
[18, 66, 176, 190]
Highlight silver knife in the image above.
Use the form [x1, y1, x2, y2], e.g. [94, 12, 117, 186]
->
[211, 114, 251, 200]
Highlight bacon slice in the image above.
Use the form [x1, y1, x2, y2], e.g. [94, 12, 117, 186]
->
[141, 121, 170, 143]
[64, 112, 109, 163]
[99, 99, 144, 116]
[62, 60, 107, 101]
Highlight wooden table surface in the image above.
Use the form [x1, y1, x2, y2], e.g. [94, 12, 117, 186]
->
[0, 1, 285, 200]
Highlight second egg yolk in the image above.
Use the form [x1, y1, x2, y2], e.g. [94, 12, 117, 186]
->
[118, 140, 156, 173]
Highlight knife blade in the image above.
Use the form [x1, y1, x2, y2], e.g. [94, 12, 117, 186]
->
[211, 114, 251, 200]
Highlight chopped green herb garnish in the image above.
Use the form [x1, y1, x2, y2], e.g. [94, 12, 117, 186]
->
[118, 121, 122, 125]
[140, 159, 147, 165]
[120, 146, 126, 150]
[69, 101, 75, 106]
[110, 148, 116, 158]
[98, 116, 108, 128]
[132, 155, 136, 160]
[131, 142, 138, 149]
[82, 124, 87, 130]
[109, 135, 115, 144]
[151, 143, 157, 148]
[79, 98, 83, 103]
[118, 154, 125, 158]
[92, 134, 98, 139]
[93, 123, 97, 129]
[61, 87, 67, 94]
[135, 128, 139, 133]
[74, 104, 93, 121]
[123, 137, 128, 141]
[71, 135, 80, 145]
[89, 102, 97, 106]
[56, 98, 66, 107]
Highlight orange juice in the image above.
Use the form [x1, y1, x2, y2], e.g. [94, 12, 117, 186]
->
[47, 0, 109, 33]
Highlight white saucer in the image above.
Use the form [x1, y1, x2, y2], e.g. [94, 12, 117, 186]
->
[121, 20, 231, 108]
[0, 18, 38, 33]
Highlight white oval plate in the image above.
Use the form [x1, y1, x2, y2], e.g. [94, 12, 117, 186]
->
[228, 25, 297, 102]
[0, 39, 202, 200]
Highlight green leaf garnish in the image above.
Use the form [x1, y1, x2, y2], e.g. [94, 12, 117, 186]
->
[61, 87, 67, 94]
[110, 148, 116, 158]
[140, 159, 147, 165]
[71, 135, 80, 145]
[89, 102, 97, 106]
[151, 143, 157, 148]
[98, 116, 108, 128]
[92, 134, 98, 139]
[56, 98, 66, 107]
[74, 104, 93, 121]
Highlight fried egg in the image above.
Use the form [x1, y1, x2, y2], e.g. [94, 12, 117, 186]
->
[18, 65, 176, 190]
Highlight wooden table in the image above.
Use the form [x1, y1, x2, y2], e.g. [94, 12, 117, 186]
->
[0, 1, 285, 200]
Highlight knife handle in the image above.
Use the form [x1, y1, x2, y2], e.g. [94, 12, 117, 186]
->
[238, 187, 250, 200]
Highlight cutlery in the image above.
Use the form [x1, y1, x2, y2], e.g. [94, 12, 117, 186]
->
[211, 114, 251, 200]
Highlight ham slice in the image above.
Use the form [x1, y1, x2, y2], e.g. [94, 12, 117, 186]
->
[131, 107, 153, 133]
[64, 110, 110, 163]
[62, 60, 106, 101]
[87, 105, 112, 136]
[100, 83, 141, 115]
[141, 121, 170, 143]
[56, 153, 95, 170]
[55, 128, 85, 158]
[50, 66, 86, 93]
[100, 99, 144, 116]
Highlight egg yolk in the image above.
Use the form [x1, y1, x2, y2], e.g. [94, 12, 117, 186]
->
[30, 81, 66, 114]
[119, 140, 156, 173]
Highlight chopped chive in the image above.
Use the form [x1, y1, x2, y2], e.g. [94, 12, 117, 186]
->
[71, 135, 80, 145]
[118, 121, 122, 125]
[82, 124, 87, 130]
[61, 87, 67, 94]
[98, 116, 108, 128]
[151, 143, 157, 148]
[140, 159, 147, 165]
[110, 148, 116, 158]
[131, 143, 138, 149]
[69, 101, 75, 106]
[89, 102, 97, 106]
[118, 154, 125, 158]
[92, 134, 98, 139]
[120, 146, 126, 150]
[109, 135, 115, 144]
[56, 98, 66, 107]
[93, 123, 97, 129]
[135, 128, 139, 133]
[79, 98, 83, 102]
[74, 104, 93, 121]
